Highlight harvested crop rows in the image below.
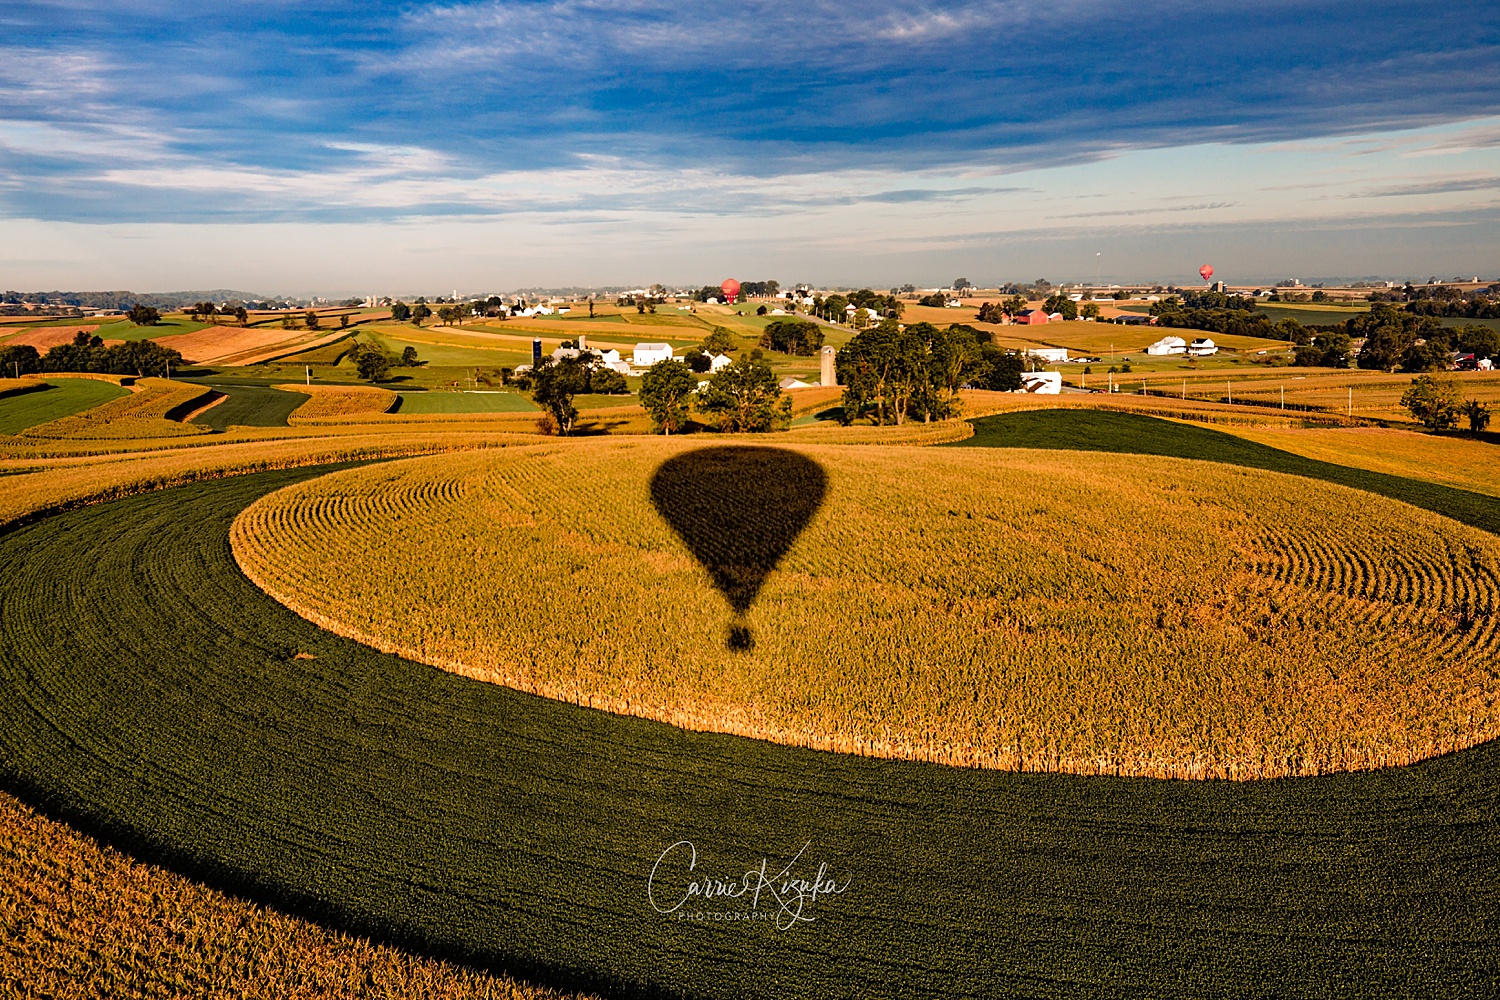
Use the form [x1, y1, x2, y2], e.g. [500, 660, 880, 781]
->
[2, 467, 1499, 998]
[235, 438, 1500, 779]
[18, 377, 212, 441]
[284, 383, 398, 422]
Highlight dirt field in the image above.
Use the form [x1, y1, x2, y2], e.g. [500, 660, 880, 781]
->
[0, 325, 102, 351]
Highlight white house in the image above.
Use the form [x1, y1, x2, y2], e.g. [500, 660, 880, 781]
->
[1020, 371, 1062, 394]
[1026, 347, 1069, 363]
[1145, 335, 1187, 356]
[708, 352, 733, 373]
[632, 343, 674, 367]
[1187, 337, 1218, 357]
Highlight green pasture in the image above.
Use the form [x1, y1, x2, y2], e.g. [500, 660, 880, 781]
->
[186, 383, 311, 430]
[0, 378, 128, 434]
[90, 318, 210, 342]
[0, 463, 1497, 998]
[394, 391, 537, 414]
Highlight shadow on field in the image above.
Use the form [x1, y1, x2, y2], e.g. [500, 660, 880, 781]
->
[649, 446, 827, 650]
[950, 409, 1500, 536]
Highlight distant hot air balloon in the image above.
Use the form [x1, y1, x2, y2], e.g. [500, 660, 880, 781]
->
[720, 278, 741, 304]
[1199, 264, 1215, 283]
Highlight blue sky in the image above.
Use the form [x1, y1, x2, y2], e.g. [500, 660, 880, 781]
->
[1, 0, 1497, 292]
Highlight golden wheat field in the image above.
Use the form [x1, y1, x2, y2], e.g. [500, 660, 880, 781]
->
[0, 791, 589, 1000]
[18, 377, 212, 440]
[283, 383, 398, 421]
[233, 439, 1500, 780]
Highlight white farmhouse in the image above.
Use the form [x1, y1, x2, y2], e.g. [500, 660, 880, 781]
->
[708, 352, 733, 373]
[632, 342, 674, 367]
[1145, 335, 1187, 356]
[1187, 337, 1218, 356]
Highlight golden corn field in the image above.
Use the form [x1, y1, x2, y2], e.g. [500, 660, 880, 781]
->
[19, 377, 212, 440]
[233, 440, 1500, 780]
[0, 790, 589, 1000]
[282, 383, 399, 421]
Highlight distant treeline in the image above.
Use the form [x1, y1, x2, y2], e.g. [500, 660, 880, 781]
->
[0, 289, 267, 310]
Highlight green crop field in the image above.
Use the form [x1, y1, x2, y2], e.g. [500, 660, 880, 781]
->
[1, 466, 1498, 998]
[188, 384, 311, 431]
[0, 377, 129, 434]
[395, 390, 538, 413]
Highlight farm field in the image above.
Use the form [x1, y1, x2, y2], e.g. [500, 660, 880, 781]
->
[395, 390, 538, 414]
[16, 377, 211, 441]
[235, 438, 1500, 779]
[188, 383, 311, 431]
[2, 466, 1498, 998]
[0, 377, 129, 434]
[284, 383, 397, 422]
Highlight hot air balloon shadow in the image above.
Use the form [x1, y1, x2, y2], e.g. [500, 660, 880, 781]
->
[649, 446, 827, 651]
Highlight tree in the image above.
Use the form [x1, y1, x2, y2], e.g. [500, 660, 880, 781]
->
[758, 319, 823, 356]
[401, 346, 422, 367]
[1463, 399, 1491, 434]
[0, 344, 42, 377]
[1002, 294, 1028, 319]
[588, 367, 629, 394]
[233, 305, 249, 326]
[127, 304, 160, 326]
[390, 301, 412, 322]
[529, 356, 591, 435]
[701, 327, 738, 354]
[952, 278, 972, 292]
[1079, 302, 1100, 320]
[639, 359, 696, 434]
[684, 348, 712, 373]
[305, 310, 320, 329]
[411, 303, 431, 325]
[1400, 375, 1462, 430]
[1042, 293, 1078, 320]
[698, 355, 790, 432]
[340, 313, 350, 329]
[356, 349, 391, 382]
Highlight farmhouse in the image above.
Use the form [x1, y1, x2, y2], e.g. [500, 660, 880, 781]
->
[1145, 335, 1187, 356]
[708, 352, 732, 373]
[632, 343, 674, 367]
[1188, 338, 1218, 357]
[1015, 309, 1049, 325]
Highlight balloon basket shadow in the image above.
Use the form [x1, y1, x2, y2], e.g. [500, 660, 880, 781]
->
[727, 622, 754, 652]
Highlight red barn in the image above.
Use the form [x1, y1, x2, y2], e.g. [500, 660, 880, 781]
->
[1015, 309, 1049, 325]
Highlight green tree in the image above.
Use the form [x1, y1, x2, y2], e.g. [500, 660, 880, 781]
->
[1463, 399, 1491, 434]
[529, 356, 591, 435]
[639, 359, 697, 434]
[356, 349, 391, 382]
[411, 303, 431, 326]
[1002, 294, 1028, 319]
[1042, 293, 1079, 320]
[588, 367, 629, 394]
[400, 346, 422, 367]
[233, 305, 249, 326]
[0, 344, 42, 377]
[701, 327, 738, 354]
[390, 301, 412, 322]
[758, 319, 823, 356]
[683, 348, 711, 373]
[1400, 375, 1462, 430]
[1079, 302, 1100, 320]
[127, 304, 159, 326]
[305, 310, 320, 330]
[698, 355, 790, 432]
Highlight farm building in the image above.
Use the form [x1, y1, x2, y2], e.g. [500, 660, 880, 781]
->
[708, 352, 733, 373]
[1026, 347, 1069, 363]
[632, 343, 674, 367]
[1187, 338, 1218, 357]
[1145, 336, 1187, 356]
[1015, 309, 1049, 325]
[779, 377, 813, 389]
[1019, 371, 1062, 394]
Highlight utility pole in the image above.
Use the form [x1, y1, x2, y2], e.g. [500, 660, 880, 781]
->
[1348, 387, 1352, 416]
[1182, 379, 1186, 400]
[305, 365, 311, 386]
[1281, 385, 1285, 410]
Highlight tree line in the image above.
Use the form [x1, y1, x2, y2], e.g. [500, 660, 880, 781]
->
[0, 332, 184, 378]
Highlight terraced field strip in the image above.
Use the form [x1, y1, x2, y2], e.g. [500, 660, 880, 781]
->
[1, 467, 1497, 998]
[284, 384, 398, 422]
[18, 378, 214, 441]
[0, 377, 131, 435]
[189, 384, 312, 430]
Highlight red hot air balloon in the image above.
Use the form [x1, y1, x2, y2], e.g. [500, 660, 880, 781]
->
[1199, 265, 1215, 283]
[720, 278, 741, 304]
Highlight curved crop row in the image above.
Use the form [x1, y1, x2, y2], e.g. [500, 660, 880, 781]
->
[3, 467, 1498, 998]
[282, 383, 398, 422]
[234, 440, 1500, 779]
[20, 377, 213, 440]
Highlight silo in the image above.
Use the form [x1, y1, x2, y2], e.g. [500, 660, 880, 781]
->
[820, 345, 837, 386]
